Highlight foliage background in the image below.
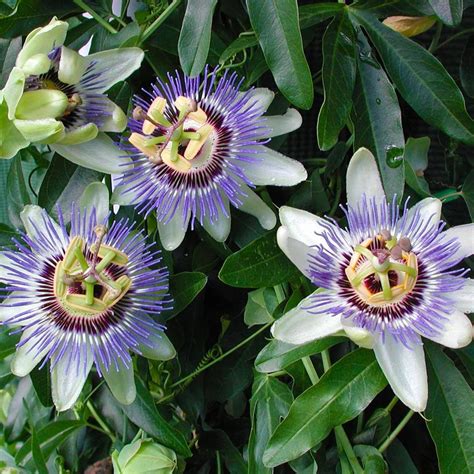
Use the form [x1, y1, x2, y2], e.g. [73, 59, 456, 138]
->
[1, 0, 474, 473]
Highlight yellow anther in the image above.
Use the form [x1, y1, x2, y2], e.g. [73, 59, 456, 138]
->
[63, 236, 85, 272]
[129, 132, 159, 159]
[90, 243, 128, 266]
[174, 96, 207, 123]
[103, 275, 132, 306]
[64, 294, 107, 314]
[184, 123, 214, 160]
[53, 261, 67, 298]
[161, 147, 192, 172]
[143, 97, 170, 134]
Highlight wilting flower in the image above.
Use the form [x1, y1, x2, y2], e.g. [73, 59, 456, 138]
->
[112, 66, 307, 250]
[0, 183, 175, 411]
[112, 438, 177, 474]
[272, 148, 473, 412]
[0, 17, 143, 173]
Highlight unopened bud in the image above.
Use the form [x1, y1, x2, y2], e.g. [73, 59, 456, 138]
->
[383, 15, 436, 38]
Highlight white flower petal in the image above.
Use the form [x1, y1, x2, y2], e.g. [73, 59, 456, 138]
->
[424, 310, 472, 349]
[201, 197, 231, 242]
[14, 118, 65, 142]
[11, 328, 49, 377]
[3, 67, 25, 119]
[259, 108, 302, 138]
[79, 182, 110, 223]
[157, 204, 190, 251]
[51, 132, 131, 174]
[373, 334, 428, 412]
[0, 292, 40, 327]
[237, 185, 276, 230]
[58, 46, 87, 85]
[445, 278, 474, 313]
[247, 87, 275, 112]
[341, 318, 375, 349]
[111, 181, 140, 206]
[346, 147, 385, 209]
[99, 98, 127, 133]
[277, 226, 311, 278]
[403, 197, 441, 235]
[20, 205, 62, 241]
[51, 349, 93, 412]
[100, 358, 136, 405]
[271, 292, 343, 345]
[0, 252, 12, 282]
[85, 48, 144, 94]
[441, 224, 474, 266]
[135, 330, 176, 361]
[241, 146, 307, 186]
[22, 53, 51, 76]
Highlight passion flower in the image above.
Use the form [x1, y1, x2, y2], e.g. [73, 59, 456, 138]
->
[272, 148, 473, 412]
[113, 66, 307, 250]
[0, 183, 175, 411]
[0, 17, 143, 173]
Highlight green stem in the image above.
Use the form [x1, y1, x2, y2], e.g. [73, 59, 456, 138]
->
[378, 410, 415, 453]
[335, 435, 352, 474]
[141, 0, 182, 43]
[216, 451, 222, 474]
[428, 21, 443, 53]
[302, 354, 363, 474]
[385, 396, 398, 413]
[435, 27, 474, 51]
[86, 401, 116, 442]
[170, 322, 272, 388]
[73, 0, 118, 34]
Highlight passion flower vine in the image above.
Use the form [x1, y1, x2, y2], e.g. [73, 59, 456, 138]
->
[0, 183, 175, 411]
[272, 148, 473, 412]
[112, 66, 307, 250]
[0, 17, 143, 173]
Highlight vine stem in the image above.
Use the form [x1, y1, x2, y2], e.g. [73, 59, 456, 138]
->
[385, 396, 398, 413]
[170, 322, 272, 389]
[73, 0, 118, 34]
[86, 400, 116, 442]
[378, 410, 415, 453]
[141, 0, 182, 43]
[302, 354, 364, 474]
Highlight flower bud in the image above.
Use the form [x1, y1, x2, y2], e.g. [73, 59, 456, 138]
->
[112, 439, 177, 474]
[383, 16, 437, 38]
[15, 89, 69, 120]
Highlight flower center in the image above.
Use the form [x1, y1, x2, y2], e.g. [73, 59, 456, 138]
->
[129, 95, 217, 173]
[345, 230, 418, 307]
[53, 226, 131, 316]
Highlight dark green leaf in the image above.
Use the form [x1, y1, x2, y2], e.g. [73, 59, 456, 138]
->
[458, 344, 474, 379]
[30, 427, 48, 474]
[16, 420, 84, 466]
[0, 327, 20, 360]
[7, 153, 32, 228]
[351, 9, 474, 146]
[166, 272, 207, 319]
[30, 365, 53, 407]
[425, 343, 474, 473]
[120, 377, 192, 457]
[219, 34, 258, 64]
[317, 12, 356, 150]
[428, 0, 462, 25]
[247, 0, 313, 109]
[248, 373, 293, 473]
[255, 337, 344, 373]
[244, 287, 277, 327]
[461, 170, 474, 221]
[352, 32, 405, 200]
[0, 36, 21, 87]
[460, 35, 474, 98]
[350, 0, 434, 17]
[178, 0, 218, 76]
[404, 137, 431, 197]
[263, 349, 387, 467]
[0, 223, 20, 246]
[288, 169, 330, 213]
[386, 439, 419, 474]
[354, 445, 387, 473]
[299, 3, 345, 29]
[219, 232, 300, 288]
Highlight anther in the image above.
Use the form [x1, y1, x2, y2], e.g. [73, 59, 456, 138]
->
[390, 245, 403, 260]
[132, 106, 148, 122]
[94, 224, 108, 239]
[380, 229, 392, 241]
[189, 98, 198, 112]
[398, 237, 412, 252]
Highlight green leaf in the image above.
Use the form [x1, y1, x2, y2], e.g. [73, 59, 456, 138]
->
[244, 287, 278, 327]
[0, 327, 20, 360]
[458, 344, 474, 380]
[460, 35, 474, 98]
[7, 153, 32, 228]
[246, 0, 314, 109]
[299, 3, 345, 29]
[0, 36, 21, 87]
[403, 137, 431, 197]
[428, 0, 462, 25]
[38, 154, 102, 218]
[219, 34, 258, 64]
[461, 170, 474, 221]
[219, 232, 300, 288]
[30, 365, 53, 407]
[31, 426, 48, 474]
[354, 445, 387, 473]
[255, 337, 344, 373]
[351, 8, 474, 146]
[16, 420, 85, 467]
[352, 31, 405, 201]
[178, 0, 218, 76]
[120, 377, 192, 457]
[166, 272, 207, 319]
[425, 343, 474, 473]
[350, 0, 434, 17]
[248, 373, 293, 474]
[263, 349, 387, 467]
[386, 439, 419, 474]
[288, 169, 330, 214]
[317, 12, 356, 150]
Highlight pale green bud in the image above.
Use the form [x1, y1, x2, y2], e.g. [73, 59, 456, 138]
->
[22, 53, 51, 76]
[112, 439, 177, 474]
[15, 89, 68, 120]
